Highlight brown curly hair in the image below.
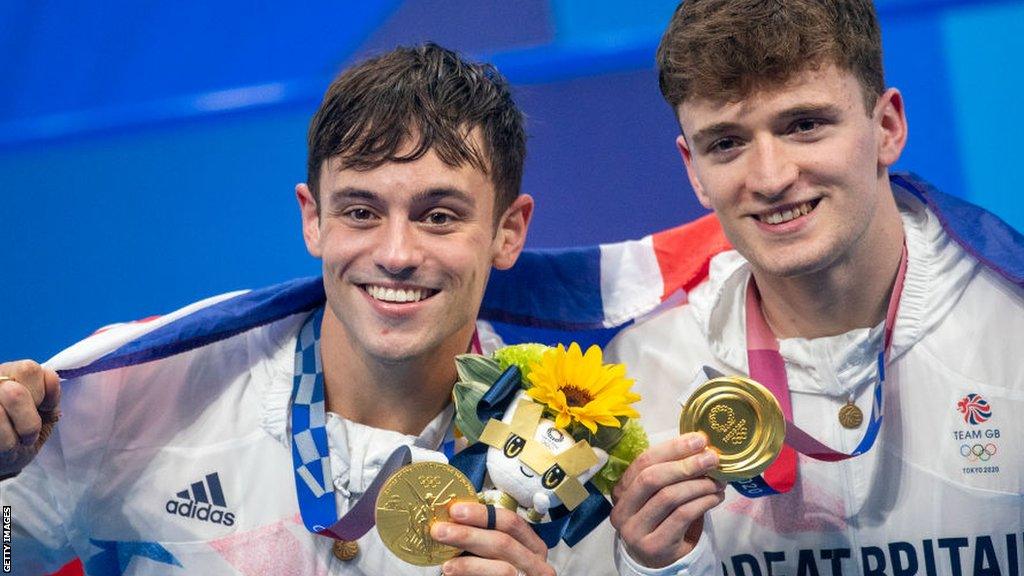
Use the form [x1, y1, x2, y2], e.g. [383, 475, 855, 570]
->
[306, 43, 525, 219]
[657, 0, 884, 113]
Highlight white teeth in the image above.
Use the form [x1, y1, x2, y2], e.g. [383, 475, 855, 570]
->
[760, 201, 814, 225]
[366, 285, 428, 303]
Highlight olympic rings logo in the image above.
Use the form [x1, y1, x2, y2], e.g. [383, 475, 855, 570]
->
[960, 443, 997, 462]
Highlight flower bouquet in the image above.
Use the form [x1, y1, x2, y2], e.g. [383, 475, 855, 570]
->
[453, 342, 648, 521]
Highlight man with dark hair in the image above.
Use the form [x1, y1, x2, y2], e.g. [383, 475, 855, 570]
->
[607, 1, 1024, 574]
[0, 44, 572, 575]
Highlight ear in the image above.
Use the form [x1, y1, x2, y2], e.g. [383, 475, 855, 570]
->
[676, 134, 713, 210]
[875, 88, 908, 168]
[491, 193, 534, 270]
[296, 183, 322, 258]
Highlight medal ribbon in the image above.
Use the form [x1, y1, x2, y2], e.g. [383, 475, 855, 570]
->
[289, 307, 458, 541]
[290, 308, 609, 547]
[734, 245, 908, 497]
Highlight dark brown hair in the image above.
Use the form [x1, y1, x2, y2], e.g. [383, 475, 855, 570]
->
[307, 43, 525, 219]
[657, 0, 884, 112]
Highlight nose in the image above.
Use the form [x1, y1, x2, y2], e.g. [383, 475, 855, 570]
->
[744, 136, 798, 200]
[373, 219, 423, 278]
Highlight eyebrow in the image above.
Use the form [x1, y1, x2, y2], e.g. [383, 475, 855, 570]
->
[324, 187, 378, 211]
[411, 187, 475, 206]
[689, 122, 741, 149]
[324, 186, 475, 208]
[775, 103, 843, 122]
[328, 187, 376, 200]
[689, 103, 843, 147]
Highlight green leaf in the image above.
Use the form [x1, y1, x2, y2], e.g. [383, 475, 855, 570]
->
[453, 379, 491, 444]
[453, 354, 504, 444]
[455, 354, 504, 386]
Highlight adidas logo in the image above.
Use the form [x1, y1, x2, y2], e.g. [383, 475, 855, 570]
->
[164, 472, 236, 526]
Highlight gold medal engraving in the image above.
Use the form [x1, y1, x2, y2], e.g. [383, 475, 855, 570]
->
[838, 402, 863, 429]
[707, 404, 749, 446]
[331, 539, 359, 561]
[680, 376, 785, 482]
[375, 462, 478, 566]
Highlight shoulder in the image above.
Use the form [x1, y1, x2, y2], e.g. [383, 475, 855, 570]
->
[607, 249, 747, 368]
[46, 278, 322, 454]
[46, 277, 323, 377]
[607, 294, 702, 362]
[606, 282, 713, 405]
[894, 184, 1023, 388]
[920, 263, 1024, 389]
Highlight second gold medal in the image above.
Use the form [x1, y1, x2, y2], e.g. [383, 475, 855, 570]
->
[679, 376, 785, 482]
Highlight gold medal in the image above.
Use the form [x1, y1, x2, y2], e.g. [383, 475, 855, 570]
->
[838, 401, 863, 429]
[680, 376, 785, 482]
[375, 461, 478, 566]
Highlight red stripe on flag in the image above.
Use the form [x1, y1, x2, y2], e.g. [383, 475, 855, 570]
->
[49, 558, 83, 576]
[651, 214, 732, 301]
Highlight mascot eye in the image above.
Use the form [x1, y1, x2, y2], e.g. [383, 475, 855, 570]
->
[504, 434, 526, 458]
[542, 464, 566, 489]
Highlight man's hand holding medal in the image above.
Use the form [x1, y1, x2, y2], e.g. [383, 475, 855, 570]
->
[610, 366, 787, 568]
[373, 342, 794, 572]
[374, 342, 648, 573]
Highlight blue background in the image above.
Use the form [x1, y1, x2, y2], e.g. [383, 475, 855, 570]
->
[2, 0, 1022, 360]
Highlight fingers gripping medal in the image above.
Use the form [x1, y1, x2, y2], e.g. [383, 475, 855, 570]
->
[680, 376, 785, 482]
[375, 461, 478, 566]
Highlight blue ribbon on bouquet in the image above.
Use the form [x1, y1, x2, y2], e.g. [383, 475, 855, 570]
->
[449, 365, 612, 548]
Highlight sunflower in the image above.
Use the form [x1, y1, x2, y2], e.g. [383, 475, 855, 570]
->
[525, 343, 640, 433]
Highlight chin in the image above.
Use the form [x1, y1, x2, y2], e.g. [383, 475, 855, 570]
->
[743, 232, 840, 276]
[752, 250, 834, 279]
[366, 339, 431, 364]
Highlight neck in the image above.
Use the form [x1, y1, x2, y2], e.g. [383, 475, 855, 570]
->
[753, 194, 906, 340]
[317, 310, 468, 436]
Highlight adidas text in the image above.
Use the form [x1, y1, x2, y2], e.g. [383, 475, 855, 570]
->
[165, 500, 235, 526]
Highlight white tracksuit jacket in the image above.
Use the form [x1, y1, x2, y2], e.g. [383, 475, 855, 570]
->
[604, 191, 1024, 576]
[2, 309, 623, 575]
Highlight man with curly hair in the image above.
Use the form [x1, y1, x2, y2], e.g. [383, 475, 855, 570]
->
[0, 44, 568, 576]
[608, 1, 1024, 574]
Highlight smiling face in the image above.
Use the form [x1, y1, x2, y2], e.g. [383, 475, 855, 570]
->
[676, 64, 907, 280]
[298, 135, 532, 364]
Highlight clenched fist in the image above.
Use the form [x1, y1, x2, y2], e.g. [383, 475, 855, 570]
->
[0, 360, 61, 478]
